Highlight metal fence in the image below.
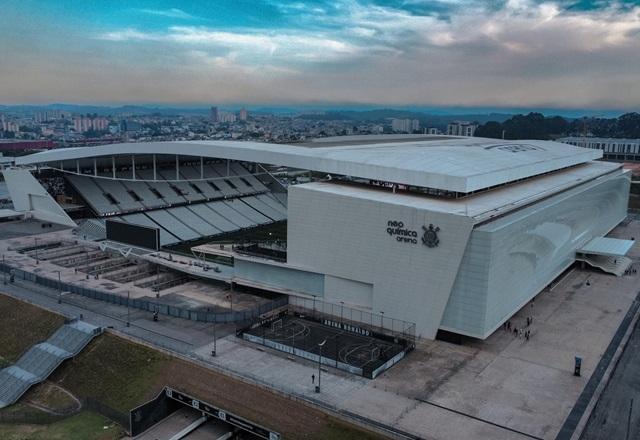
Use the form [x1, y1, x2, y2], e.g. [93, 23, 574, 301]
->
[0, 262, 288, 324]
[288, 296, 416, 344]
[0, 408, 68, 425]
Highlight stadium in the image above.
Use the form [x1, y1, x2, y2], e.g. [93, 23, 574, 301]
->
[2, 134, 632, 346]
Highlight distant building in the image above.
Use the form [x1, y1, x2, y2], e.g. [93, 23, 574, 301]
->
[121, 120, 143, 133]
[391, 119, 419, 133]
[1, 115, 19, 133]
[559, 137, 640, 161]
[427, 128, 440, 135]
[218, 112, 236, 123]
[0, 139, 54, 151]
[239, 107, 248, 121]
[447, 121, 477, 137]
[73, 117, 108, 133]
[210, 106, 219, 123]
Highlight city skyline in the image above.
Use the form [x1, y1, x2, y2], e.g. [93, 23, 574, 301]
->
[1, 1, 640, 109]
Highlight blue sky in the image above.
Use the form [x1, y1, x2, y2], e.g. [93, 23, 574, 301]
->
[1, 1, 639, 109]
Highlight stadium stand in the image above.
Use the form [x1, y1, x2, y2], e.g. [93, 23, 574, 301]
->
[65, 162, 288, 246]
[66, 174, 118, 216]
[0, 320, 101, 409]
[187, 203, 238, 233]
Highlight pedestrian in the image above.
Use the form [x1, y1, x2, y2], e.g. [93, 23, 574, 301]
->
[519, 328, 523, 339]
[525, 331, 530, 341]
[311, 374, 315, 384]
[507, 321, 511, 331]
[513, 327, 518, 337]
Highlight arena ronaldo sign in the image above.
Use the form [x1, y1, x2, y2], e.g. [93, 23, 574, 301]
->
[386, 220, 440, 247]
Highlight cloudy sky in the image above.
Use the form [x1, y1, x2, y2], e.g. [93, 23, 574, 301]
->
[1, 0, 639, 109]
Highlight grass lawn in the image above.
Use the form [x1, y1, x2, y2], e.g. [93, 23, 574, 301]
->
[0, 294, 65, 364]
[0, 411, 123, 440]
[50, 333, 171, 413]
[24, 382, 80, 415]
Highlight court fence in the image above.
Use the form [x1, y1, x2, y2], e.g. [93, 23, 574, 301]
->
[288, 296, 416, 345]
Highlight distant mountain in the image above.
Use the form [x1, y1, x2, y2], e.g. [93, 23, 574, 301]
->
[0, 103, 210, 116]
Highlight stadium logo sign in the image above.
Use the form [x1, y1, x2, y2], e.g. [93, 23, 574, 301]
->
[386, 220, 418, 244]
[422, 224, 440, 248]
[483, 143, 546, 153]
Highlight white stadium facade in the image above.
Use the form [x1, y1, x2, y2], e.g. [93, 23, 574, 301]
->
[3, 135, 632, 339]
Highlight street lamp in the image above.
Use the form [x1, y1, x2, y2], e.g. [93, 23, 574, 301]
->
[126, 290, 130, 327]
[380, 311, 385, 332]
[340, 301, 344, 325]
[34, 238, 40, 265]
[2, 254, 6, 285]
[211, 312, 217, 357]
[316, 338, 327, 393]
[312, 295, 317, 319]
[54, 270, 62, 303]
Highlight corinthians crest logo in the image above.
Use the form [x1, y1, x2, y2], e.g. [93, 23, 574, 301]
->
[422, 224, 440, 247]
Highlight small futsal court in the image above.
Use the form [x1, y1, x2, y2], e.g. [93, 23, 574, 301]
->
[242, 312, 412, 378]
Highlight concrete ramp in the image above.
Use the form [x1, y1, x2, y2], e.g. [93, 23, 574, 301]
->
[0, 319, 101, 408]
[1, 168, 76, 227]
[576, 254, 632, 277]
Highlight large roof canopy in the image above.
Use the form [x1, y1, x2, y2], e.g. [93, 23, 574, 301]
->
[16, 135, 602, 193]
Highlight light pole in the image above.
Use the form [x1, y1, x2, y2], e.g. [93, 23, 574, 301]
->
[380, 311, 385, 332]
[34, 238, 40, 265]
[312, 295, 317, 319]
[2, 254, 6, 285]
[126, 290, 130, 327]
[213, 320, 217, 357]
[54, 270, 62, 303]
[340, 301, 344, 325]
[316, 338, 326, 393]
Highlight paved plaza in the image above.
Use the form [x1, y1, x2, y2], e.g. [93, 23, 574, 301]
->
[1, 219, 639, 439]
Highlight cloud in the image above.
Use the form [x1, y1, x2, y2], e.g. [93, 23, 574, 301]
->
[98, 26, 360, 62]
[2, 0, 640, 107]
[137, 8, 196, 20]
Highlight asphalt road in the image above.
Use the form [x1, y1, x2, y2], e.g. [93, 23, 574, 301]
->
[581, 318, 640, 440]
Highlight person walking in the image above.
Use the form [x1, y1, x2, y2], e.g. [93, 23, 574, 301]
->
[312, 374, 315, 385]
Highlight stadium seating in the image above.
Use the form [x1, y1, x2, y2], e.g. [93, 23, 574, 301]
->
[66, 162, 270, 217]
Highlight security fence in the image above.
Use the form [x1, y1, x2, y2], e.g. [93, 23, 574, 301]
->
[0, 262, 287, 324]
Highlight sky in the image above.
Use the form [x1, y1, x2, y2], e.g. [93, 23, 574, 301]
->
[1, 0, 639, 110]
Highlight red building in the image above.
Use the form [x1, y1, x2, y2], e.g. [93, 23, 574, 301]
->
[0, 140, 55, 152]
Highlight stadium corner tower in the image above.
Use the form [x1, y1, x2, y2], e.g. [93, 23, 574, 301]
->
[9, 135, 631, 339]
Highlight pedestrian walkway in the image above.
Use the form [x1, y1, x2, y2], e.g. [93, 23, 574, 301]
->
[0, 319, 102, 408]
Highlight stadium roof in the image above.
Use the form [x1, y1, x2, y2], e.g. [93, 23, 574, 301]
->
[15, 135, 602, 193]
[294, 160, 622, 223]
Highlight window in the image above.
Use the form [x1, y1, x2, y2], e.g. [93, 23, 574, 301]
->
[208, 181, 220, 191]
[224, 179, 237, 189]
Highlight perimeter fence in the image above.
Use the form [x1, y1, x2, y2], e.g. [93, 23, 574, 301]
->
[0, 262, 287, 324]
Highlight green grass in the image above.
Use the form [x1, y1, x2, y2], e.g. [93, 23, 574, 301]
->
[24, 383, 79, 415]
[50, 333, 171, 413]
[0, 411, 123, 440]
[0, 294, 65, 364]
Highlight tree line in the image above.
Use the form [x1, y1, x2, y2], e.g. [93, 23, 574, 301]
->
[475, 112, 640, 140]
